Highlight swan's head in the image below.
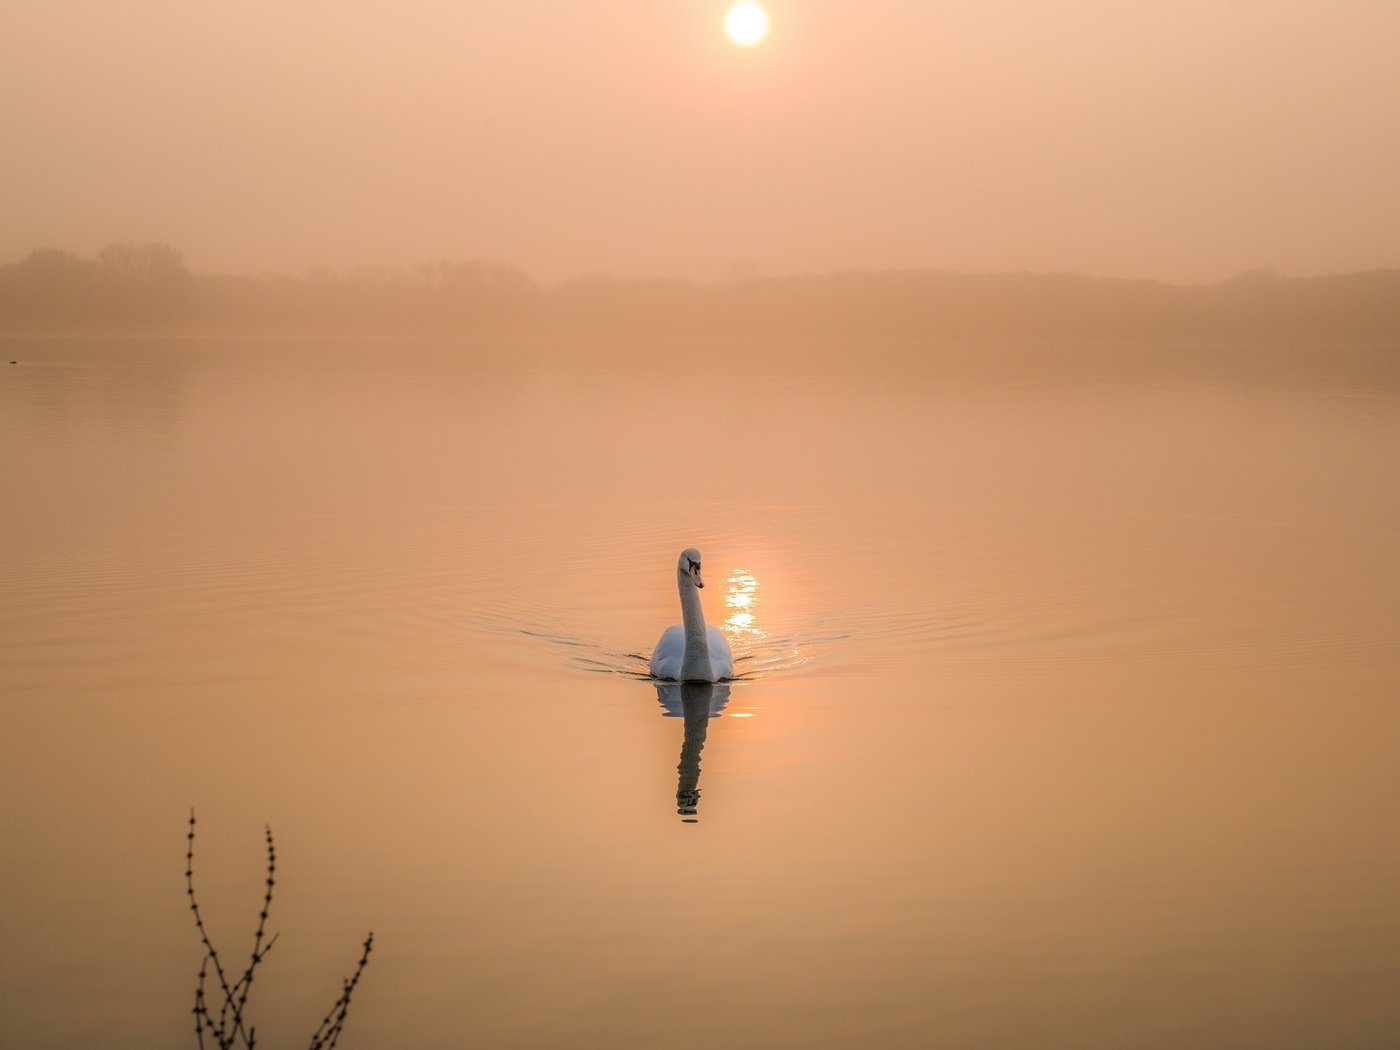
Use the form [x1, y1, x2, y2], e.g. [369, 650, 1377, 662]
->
[678, 548, 705, 589]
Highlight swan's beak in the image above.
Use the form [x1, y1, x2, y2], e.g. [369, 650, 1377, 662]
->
[690, 566, 705, 589]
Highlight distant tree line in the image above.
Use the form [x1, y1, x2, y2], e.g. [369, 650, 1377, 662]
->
[0, 244, 538, 335]
[2, 244, 1398, 342]
[0, 244, 194, 328]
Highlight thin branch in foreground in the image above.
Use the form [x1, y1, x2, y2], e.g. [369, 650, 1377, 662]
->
[185, 811, 373, 1050]
[188, 809, 260, 1050]
[307, 932, 376, 1050]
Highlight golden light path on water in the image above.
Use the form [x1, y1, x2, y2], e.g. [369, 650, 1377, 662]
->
[723, 568, 774, 713]
[723, 569, 764, 641]
[718, 566, 812, 687]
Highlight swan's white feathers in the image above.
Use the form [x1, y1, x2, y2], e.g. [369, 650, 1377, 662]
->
[650, 624, 733, 681]
[705, 626, 735, 679]
[649, 624, 688, 680]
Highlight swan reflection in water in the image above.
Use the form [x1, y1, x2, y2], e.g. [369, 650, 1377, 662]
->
[655, 682, 730, 822]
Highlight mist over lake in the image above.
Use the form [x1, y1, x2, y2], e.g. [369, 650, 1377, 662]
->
[3, 334, 1398, 1049]
[5, 0, 1400, 1045]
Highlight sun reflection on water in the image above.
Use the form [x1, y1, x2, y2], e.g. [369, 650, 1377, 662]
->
[723, 569, 766, 642]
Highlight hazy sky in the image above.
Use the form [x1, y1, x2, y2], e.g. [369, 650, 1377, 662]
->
[3, 0, 1397, 282]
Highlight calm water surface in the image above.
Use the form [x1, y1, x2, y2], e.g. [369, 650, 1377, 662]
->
[2, 337, 1398, 1049]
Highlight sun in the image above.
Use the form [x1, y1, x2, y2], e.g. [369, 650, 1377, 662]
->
[724, 1, 770, 48]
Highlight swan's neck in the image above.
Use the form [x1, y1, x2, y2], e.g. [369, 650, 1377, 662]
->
[678, 574, 712, 680]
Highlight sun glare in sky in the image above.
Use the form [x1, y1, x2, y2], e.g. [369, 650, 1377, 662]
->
[724, 1, 770, 47]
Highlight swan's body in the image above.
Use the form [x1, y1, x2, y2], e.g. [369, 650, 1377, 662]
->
[650, 624, 733, 682]
[649, 548, 734, 683]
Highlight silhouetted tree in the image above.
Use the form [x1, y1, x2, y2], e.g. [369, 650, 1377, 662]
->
[0, 248, 102, 323]
[96, 242, 193, 322]
[98, 242, 188, 284]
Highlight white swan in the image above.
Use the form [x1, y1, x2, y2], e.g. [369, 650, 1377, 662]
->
[649, 548, 735, 682]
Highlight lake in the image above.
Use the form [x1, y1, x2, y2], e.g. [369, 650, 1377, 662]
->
[2, 336, 1398, 1049]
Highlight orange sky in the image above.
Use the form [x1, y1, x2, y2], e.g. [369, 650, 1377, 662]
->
[3, 0, 1397, 283]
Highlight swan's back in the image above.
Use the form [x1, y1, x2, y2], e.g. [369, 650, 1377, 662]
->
[649, 625, 687, 680]
[650, 624, 733, 682]
[705, 626, 735, 680]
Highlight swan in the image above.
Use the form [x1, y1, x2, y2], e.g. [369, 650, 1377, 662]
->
[649, 548, 734, 682]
